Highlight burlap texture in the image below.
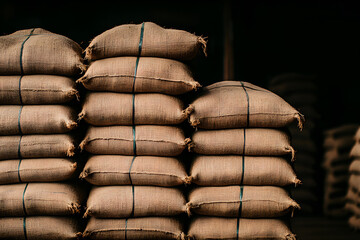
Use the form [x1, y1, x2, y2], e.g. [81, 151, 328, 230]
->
[85, 186, 186, 218]
[350, 160, 360, 174]
[0, 134, 75, 160]
[83, 217, 184, 240]
[80, 92, 188, 126]
[349, 216, 360, 229]
[80, 155, 188, 186]
[81, 125, 187, 156]
[191, 128, 294, 159]
[0, 217, 80, 240]
[188, 217, 296, 240]
[187, 186, 299, 218]
[85, 22, 206, 61]
[0, 75, 78, 104]
[190, 155, 299, 186]
[78, 57, 200, 95]
[0, 158, 77, 184]
[0, 105, 77, 135]
[0, 183, 84, 216]
[0, 28, 83, 76]
[189, 81, 303, 130]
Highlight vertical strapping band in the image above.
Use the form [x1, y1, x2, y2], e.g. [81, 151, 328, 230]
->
[18, 106, 23, 135]
[17, 135, 23, 183]
[239, 81, 249, 185]
[18, 76, 24, 105]
[130, 185, 135, 217]
[124, 218, 128, 240]
[22, 183, 29, 216]
[19, 28, 35, 75]
[236, 186, 244, 240]
[23, 217, 28, 240]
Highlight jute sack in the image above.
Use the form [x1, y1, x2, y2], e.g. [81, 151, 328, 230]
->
[349, 216, 360, 230]
[188, 217, 296, 240]
[324, 124, 359, 139]
[0, 105, 77, 135]
[0, 75, 78, 104]
[324, 135, 355, 151]
[349, 160, 360, 174]
[323, 151, 352, 168]
[346, 188, 360, 204]
[0, 28, 84, 76]
[0, 158, 77, 184]
[189, 81, 304, 130]
[187, 186, 300, 218]
[190, 128, 294, 159]
[79, 92, 190, 126]
[0, 183, 83, 216]
[77, 57, 200, 95]
[190, 155, 300, 186]
[85, 186, 186, 218]
[350, 142, 360, 158]
[80, 155, 188, 186]
[81, 125, 188, 156]
[0, 134, 75, 160]
[0, 217, 80, 240]
[349, 175, 360, 193]
[85, 22, 206, 61]
[346, 202, 360, 216]
[83, 217, 185, 240]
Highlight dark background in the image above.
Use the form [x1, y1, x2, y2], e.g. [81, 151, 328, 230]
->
[1, 0, 360, 128]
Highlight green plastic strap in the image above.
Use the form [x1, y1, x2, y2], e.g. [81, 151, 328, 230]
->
[23, 217, 28, 240]
[130, 185, 135, 217]
[128, 156, 136, 185]
[236, 186, 244, 240]
[124, 218, 128, 240]
[17, 135, 23, 182]
[22, 183, 28, 216]
[18, 106, 23, 135]
[20, 28, 35, 75]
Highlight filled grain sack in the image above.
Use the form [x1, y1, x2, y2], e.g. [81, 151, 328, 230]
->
[187, 186, 299, 218]
[80, 155, 188, 186]
[0, 28, 83, 76]
[324, 124, 359, 139]
[349, 160, 360, 174]
[189, 81, 304, 129]
[349, 175, 360, 193]
[85, 186, 186, 218]
[0, 75, 78, 104]
[323, 135, 355, 150]
[81, 125, 188, 156]
[85, 22, 206, 61]
[78, 57, 200, 95]
[79, 92, 190, 126]
[0, 158, 77, 184]
[0, 183, 84, 216]
[0, 134, 75, 160]
[0, 217, 80, 240]
[349, 216, 360, 230]
[83, 217, 184, 240]
[350, 142, 360, 158]
[190, 128, 294, 159]
[0, 105, 77, 135]
[188, 217, 295, 240]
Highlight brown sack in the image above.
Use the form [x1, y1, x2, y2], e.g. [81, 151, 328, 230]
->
[80, 92, 189, 126]
[190, 155, 299, 186]
[78, 57, 200, 95]
[350, 160, 360, 174]
[0, 75, 78, 104]
[81, 125, 187, 156]
[0, 158, 77, 184]
[188, 217, 296, 240]
[0, 28, 83, 76]
[80, 155, 188, 186]
[0, 217, 80, 240]
[324, 124, 359, 139]
[0, 134, 75, 160]
[191, 128, 294, 159]
[189, 81, 303, 130]
[0, 183, 83, 216]
[350, 142, 360, 158]
[0, 105, 77, 135]
[83, 217, 184, 240]
[345, 203, 360, 216]
[85, 186, 186, 218]
[349, 216, 360, 230]
[187, 186, 299, 218]
[349, 175, 360, 193]
[85, 22, 206, 61]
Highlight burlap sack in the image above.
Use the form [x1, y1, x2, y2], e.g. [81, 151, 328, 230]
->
[355, 127, 360, 140]
[190, 128, 294, 159]
[323, 151, 352, 168]
[0, 217, 80, 240]
[324, 135, 355, 151]
[350, 160, 360, 174]
[0, 75, 78, 104]
[0, 183, 83, 216]
[80, 155, 188, 186]
[346, 202, 360, 216]
[81, 125, 187, 156]
[349, 216, 360, 229]
[189, 81, 303, 129]
[188, 217, 296, 240]
[83, 217, 185, 240]
[349, 175, 360, 193]
[0, 158, 77, 184]
[187, 186, 299, 218]
[85, 22, 206, 61]
[0, 134, 75, 160]
[0, 28, 83, 76]
[190, 155, 299, 186]
[79, 92, 189, 126]
[77, 57, 200, 95]
[350, 142, 360, 158]
[0, 105, 77, 135]
[86, 186, 186, 218]
[324, 124, 359, 139]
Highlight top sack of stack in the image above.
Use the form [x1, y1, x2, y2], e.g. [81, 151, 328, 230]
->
[0, 28, 84, 76]
[189, 81, 304, 129]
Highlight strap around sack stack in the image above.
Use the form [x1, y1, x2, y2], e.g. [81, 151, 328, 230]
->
[236, 185, 244, 240]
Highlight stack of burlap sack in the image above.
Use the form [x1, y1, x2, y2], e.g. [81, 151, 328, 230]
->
[186, 81, 303, 240]
[0, 28, 85, 239]
[77, 22, 206, 239]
